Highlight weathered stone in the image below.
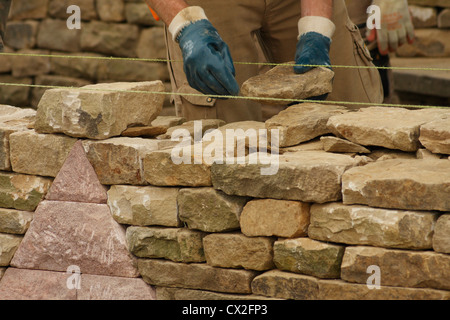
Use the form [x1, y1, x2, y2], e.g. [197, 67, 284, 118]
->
[137, 27, 166, 60]
[126, 226, 205, 263]
[35, 81, 165, 140]
[433, 214, 450, 254]
[37, 19, 81, 52]
[341, 246, 450, 291]
[9, 0, 48, 20]
[121, 126, 167, 138]
[396, 29, 450, 57]
[203, 233, 275, 271]
[151, 116, 186, 129]
[107, 185, 180, 227]
[321, 136, 370, 153]
[96, 59, 169, 82]
[159, 119, 226, 140]
[0, 47, 13, 73]
[0, 208, 33, 235]
[0, 268, 5, 280]
[309, 203, 438, 249]
[420, 118, 450, 155]
[138, 259, 258, 294]
[367, 148, 416, 161]
[240, 199, 310, 238]
[409, 5, 437, 28]
[0, 268, 77, 300]
[0, 233, 22, 266]
[11, 200, 139, 278]
[96, 0, 125, 22]
[78, 274, 155, 300]
[125, 3, 160, 26]
[342, 159, 450, 211]
[241, 64, 334, 105]
[9, 130, 77, 177]
[0, 105, 35, 170]
[48, 0, 98, 20]
[0, 172, 52, 211]
[279, 138, 324, 154]
[416, 148, 442, 159]
[273, 238, 345, 279]
[45, 140, 107, 203]
[49, 52, 102, 81]
[83, 137, 174, 185]
[265, 103, 348, 147]
[212, 151, 357, 203]
[438, 9, 450, 28]
[327, 107, 450, 152]
[0, 75, 32, 107]
[11, 49, 51, 78]
[177, 188, 247, 232]
[156, 287, 276, 300]
[408, 0, 450, 8]
[4, 21, 39, 50]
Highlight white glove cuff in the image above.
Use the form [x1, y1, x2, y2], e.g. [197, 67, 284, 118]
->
[168, 6, 208, 42]
[298, 16, 336, 40]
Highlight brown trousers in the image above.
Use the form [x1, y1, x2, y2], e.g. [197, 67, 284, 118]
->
[165, 0, 383, 123]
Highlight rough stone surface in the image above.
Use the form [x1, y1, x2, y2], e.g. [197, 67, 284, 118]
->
[438, 9, 450, 28]
[327, 107, 450, 152]
[203, 233, 275, 271]
[0, 172, 52, 211]
[156, 287, 276, 300]
[410, 5, 437, 28]
[0, 208, 33, 235]
[107, 185, 180, 227]
[151, 116, 186, 129]
[126, 226, 206, 263]
[420, 118, 450, 155]
[121, 126, 167, 138]
[35, 81, 165, 140]
[308, 203, 438, 249]
[342, 159, 450, 212]
[273, 238, 345, 279]
[241, 65, 334, 105]
[159, 119, 226, 140]
[45, 140, 107, 203]
[265, 103, 348, 147]
[0, 234, 22, 266]
[433, 214, 450, 254]
[138, 259, 259, 294]
[177, 188, 247, 232]
[11, 200, 139, 278]
[341, 246, 450, 291]
[9, 130, 77, 177]
[321, 136, 370, 153]
[212, 151, 357, 203]
[240, 199, 310, 238]
[396, 29, 450, 57]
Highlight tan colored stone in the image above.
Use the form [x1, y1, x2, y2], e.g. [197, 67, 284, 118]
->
[159, 119, 225, 140]
[241, 65, 334, 105]
[121, 126, 167, 138]
[96, 0, 125, 22]
[396, 29, 450, 57]
[138, 259, 259, 294]
[126, 226, 205, 263]
[342, 159, 450, 211]
[35, 81, 165, 140]
[0, 234, 22, 266]
[420, 118, 450, 155]
[240, 199, 310, 238]
[410, 5, 437, 28]
[416, 148, 442, 159]
[151, 116, 186, 128]
[107, 185, 180, 227]
[0, 208, 33, 235]
[177, 188, 247, 232]
[9, 130, 77, 177]
[265, 103, 348, 147]
[341, 246, 450, 291]
[203, 233, 275, 271]
[273, 238, 345, 279]
[309, 203, 438, 249]
[433, 214, 450, 254]
[156, 287, 277, 300]
[321, 136, 370, 153]
[279, 138, 324, 154]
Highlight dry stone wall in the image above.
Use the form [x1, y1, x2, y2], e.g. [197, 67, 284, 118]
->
[0, 81, 449, 299]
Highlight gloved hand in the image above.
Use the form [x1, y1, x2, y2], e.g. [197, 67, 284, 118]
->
[367, 0, 415, 55]
[294, 16, 336, 100]
[170, 7, 239, 97]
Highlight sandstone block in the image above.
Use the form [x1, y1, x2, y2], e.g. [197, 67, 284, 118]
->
[203, 233, 275, 271]
[340, 246, 450, 291]
[240, 199, 310, 238]
[151, 116, 186, 129]
[420, 118, 450, 154]
[96, 0, 125, 22]
[241, 65, 334, 105]
[96, 59, 168, 82]
[433, 214, 450, 254]
[9, 0, 48, 20]
[138, 259, 259, 294]
[126, 226, 205, 263]
[49, 52, 103, 81]
[309, 203, 438, 249]
[107, 185, 180, 227]
[0, 172, 52, 211]
[396, 29, 450, 57]
[438, 9, 450, 28]
[9, 130, 77, 177]
[137, 27, 166, 60]
[156, 287, 275, 300]
[4, 21, 39, 50]
[48, 0, 98, 20]
[37, 19, 81, 52]
[409, 5, 437, 28]
[0, 208, 33, 235]
[125, 3, 161, 26]
[11, 49, 51, 78]
[321, 136, 370, 153]
[273, 238, 345, 279]
[35, 81, 165, 140]
[342, 159, 450, 211]
[0, 75, 32, 107]
[0, 233, 22, 266]
[177, 187, 247, 232]
[265, 103, 348, 147]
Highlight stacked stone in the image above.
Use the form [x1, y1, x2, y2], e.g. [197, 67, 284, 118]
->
[0, 79, 449, 299]
[0, 0, 170, 109]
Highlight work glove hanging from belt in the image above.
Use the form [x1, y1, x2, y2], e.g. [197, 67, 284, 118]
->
[294, 16, 336, 100]
[169, 6, 239, 97]
[367, 0, 415, 55]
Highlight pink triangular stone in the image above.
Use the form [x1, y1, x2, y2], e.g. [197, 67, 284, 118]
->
[46, 140, 107, 203]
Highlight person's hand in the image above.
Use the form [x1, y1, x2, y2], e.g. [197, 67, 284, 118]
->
[294, 16, 335, 100]
[367, 0, 415, 55]
[172, 7, 239, 97]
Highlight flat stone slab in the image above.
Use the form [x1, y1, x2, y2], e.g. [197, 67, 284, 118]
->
[433, 214, 450, 254]
[419, 118, 450, 155]
[241, 64, 334, 105]
[0, 208, 33, 235]
[11, 200, 139, 278]
[321, 136, 370, 153]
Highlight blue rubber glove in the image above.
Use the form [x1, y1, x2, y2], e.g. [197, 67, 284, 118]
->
[177, 20, 239, 97]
